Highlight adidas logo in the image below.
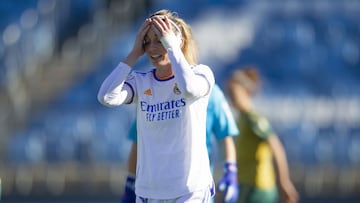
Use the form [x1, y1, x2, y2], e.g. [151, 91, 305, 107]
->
[144, 88, 152, 96]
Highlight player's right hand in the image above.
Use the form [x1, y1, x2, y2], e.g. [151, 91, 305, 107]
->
[132, 19, 151, 58]
[121, 174, 136, 203]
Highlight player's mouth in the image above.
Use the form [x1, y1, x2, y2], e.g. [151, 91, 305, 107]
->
[151, 54, 162, 59]
[150, 54, 163, 62]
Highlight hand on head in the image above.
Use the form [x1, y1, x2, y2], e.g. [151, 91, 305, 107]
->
[129, 18, 152, 59]
[133, 15, 181, 55]
[149, 16, 181, 39]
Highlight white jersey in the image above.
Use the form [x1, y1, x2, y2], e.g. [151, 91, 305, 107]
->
[126, 64, 213, 199]
[98, 45, 215, 199]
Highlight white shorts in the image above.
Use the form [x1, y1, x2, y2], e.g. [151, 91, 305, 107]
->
[136, 183, 215, 203]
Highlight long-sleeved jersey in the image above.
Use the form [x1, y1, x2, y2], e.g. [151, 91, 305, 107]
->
[98, 46, 215, 199]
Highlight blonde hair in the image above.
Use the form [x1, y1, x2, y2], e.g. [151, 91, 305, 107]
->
[150, 9, 198, 65]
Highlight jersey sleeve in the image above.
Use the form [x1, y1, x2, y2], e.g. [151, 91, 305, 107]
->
[192, 64, 215, 96]
[167, 46, 215, 98]
[210, 84, 239, 140]
[246, 112, 275, 140]
[123, 71, 137, 104]
[97, 62, 135, 106]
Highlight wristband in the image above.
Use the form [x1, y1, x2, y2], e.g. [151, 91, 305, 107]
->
[224, 162, 237, 173]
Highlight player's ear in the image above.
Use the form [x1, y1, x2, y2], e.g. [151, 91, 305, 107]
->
[180, 37, 185, 49]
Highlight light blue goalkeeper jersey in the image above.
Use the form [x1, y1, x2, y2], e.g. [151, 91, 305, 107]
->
[206, 83, 239, 155]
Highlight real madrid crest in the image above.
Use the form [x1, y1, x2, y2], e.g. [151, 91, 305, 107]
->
[173, 83, 181, 94]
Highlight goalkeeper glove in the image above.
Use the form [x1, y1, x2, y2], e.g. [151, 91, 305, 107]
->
[121, 174, 136, 203]
[217, 162, 239, 203]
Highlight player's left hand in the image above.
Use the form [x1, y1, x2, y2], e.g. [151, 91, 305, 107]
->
[150, 16, 181, 49]
[217, 162, 239, 203]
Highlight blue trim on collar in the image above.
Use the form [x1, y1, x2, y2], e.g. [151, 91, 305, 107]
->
[152, 69, 174, 81]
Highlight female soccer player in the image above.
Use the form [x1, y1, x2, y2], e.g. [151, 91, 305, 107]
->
[98, 9, 215, 202]
[121, 83, 240, 203]
[227, 67, 299, 203]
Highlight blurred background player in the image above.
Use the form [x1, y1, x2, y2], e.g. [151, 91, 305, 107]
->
[227, 66, 299, 203]
[121, 83, 240, 203]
